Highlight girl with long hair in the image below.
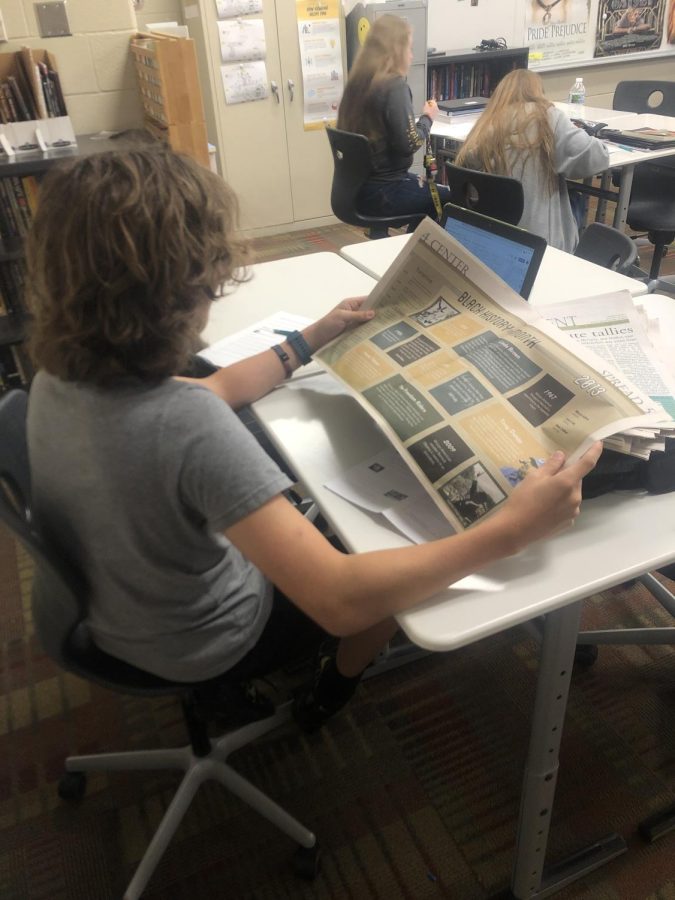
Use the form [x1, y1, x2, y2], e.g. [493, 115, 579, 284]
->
[338, 14, 451, 226]
[455, 69, 609, 252]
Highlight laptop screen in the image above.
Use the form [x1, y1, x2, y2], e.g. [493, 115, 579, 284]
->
[440, 203, 546, 300]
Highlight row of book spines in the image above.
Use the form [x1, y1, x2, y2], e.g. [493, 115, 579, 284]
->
[0, 258, 26, 315]
[428, 60, 522, 101]
[0, 176, 39, 249]
[0, 343, 32, 390]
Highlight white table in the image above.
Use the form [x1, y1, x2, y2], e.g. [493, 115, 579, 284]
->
[338, 233, 649, 301]
[431, 102, 675, 231]
[203, 250, 675, 899]
[202, 252, 377, 347]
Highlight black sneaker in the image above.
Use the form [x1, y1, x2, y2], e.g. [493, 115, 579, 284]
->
[291, 645, 359, 735]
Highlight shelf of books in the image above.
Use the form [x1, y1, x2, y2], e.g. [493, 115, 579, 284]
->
[427, 47, 529, 102]
[0, 169, 34, 392]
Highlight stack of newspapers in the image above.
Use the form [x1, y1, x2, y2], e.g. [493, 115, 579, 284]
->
[316, 219, 675, 535]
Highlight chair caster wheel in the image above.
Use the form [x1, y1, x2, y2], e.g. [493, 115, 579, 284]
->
[292, 842, 321, 880]
[574, 644, 599, 667]
[58, 771, 87, 801]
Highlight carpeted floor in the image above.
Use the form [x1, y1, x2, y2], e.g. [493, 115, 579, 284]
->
[1, 533, 675, 899]
[2, 223, 675, 899]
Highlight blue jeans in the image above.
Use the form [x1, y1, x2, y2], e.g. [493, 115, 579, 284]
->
[358, 173, 452, 223]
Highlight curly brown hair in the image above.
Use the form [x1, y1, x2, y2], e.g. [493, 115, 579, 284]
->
[26, 145, 250, 384]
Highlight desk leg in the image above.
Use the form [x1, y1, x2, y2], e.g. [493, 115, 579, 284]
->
[613, 164, 634, 231]
[595, 172, 611, 224]
[509, 601, 626, 899]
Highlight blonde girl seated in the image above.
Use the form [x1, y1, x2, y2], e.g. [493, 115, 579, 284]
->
[455, 69, 609, 252]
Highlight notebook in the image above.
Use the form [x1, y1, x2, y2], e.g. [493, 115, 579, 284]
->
[599, 127, 675, 150]
[440, 203, 547, 300]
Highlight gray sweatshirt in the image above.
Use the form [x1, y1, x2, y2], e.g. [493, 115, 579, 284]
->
[508, 106, 610, 252]
[463, 105, 609, 252]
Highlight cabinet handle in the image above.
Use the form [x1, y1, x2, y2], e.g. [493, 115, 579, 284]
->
[270, 81, 280, 103]
[287, 79, 295, 102]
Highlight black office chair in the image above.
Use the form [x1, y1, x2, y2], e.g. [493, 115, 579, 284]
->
[574, 222, 638, 274]
[444, 161, 524, 226]
[0, 389, 319, 900]
[613, 80, 675, 117]
[325, 126, 427, 238]
[611, 80, 675, 281]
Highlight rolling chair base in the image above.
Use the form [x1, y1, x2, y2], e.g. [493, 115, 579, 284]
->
[58, 702, 319, 899]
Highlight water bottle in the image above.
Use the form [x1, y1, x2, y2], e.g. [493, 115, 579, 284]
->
[568, 77, 586, 105]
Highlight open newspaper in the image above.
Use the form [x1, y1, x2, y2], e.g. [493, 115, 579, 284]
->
[316, 218, 673, 533]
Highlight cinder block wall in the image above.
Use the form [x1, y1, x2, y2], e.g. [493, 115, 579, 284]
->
[0, 0, 182, 134]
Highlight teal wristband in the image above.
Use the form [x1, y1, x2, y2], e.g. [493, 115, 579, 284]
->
[286, 330, 313, 366]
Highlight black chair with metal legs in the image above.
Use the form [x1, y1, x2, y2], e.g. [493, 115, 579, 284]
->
[0, 389, 320, 900]
[611, 80, 675, 281]
[443, 161, 524, 226]
[325, 126, 427, 239]
[574, 222, 638, 275]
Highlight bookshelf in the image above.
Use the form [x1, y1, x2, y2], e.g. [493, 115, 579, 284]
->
[427, 47, 529, 186]
[427, 46, 529, 102]
[0, 136, 118, 393]
[130, 33, 209, 168]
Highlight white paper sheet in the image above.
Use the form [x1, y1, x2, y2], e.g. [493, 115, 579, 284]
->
[220, 60, 269, 104]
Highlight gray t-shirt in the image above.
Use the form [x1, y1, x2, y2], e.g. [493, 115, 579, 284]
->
[27, 372, 292, 681]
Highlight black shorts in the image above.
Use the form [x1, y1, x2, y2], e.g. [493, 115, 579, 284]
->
[204, 588, 327, 686]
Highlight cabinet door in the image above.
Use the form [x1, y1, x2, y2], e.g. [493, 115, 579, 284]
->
[275, 2, 334, 222]
[197, 0, 294, 229]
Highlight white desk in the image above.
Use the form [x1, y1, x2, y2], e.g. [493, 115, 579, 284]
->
[431, 102, 675, 231]
[338, 233, 649, 302]
[202, 251, 377, 347]
[204, 251, 675, 899]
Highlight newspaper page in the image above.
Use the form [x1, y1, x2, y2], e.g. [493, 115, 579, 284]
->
[315, 218, 669, 532]
[541, 292, 675, 458]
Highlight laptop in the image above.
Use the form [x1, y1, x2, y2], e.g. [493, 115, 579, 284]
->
[439, 203, 547, 300]
[437, 96, 488, 117]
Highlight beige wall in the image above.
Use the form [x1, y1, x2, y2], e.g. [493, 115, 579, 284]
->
[135, 0, 184, 33]
[0, 0, 147, 134]
[540, 56, 675, 107]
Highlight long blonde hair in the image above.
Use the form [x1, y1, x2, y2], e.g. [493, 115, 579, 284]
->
[337, 14, 411, 139]
[455, 69, 557, 193]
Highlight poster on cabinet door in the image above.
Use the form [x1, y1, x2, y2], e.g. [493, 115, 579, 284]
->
[669, 0, 675, 41]
[595, 0, 666, 57]
[296, 0, 344, 130]
[218, 18, 266, 62]
[525, 0, 593, 67]
[215, 0, 262, 17]
[221, 60, 269, 104]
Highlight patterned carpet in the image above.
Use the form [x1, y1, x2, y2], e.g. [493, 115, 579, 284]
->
[1, 526, 675, 899]
[2, 224, 675, 899]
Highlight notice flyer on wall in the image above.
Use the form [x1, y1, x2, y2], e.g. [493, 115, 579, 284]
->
[218, 18, 266, 62]
[220, 59, 269, 104]
[525, 0, 593, 67]
[315, 218, 673, 533]
[296, 0, 344, 130]
[595, 0, 666, 57]
[215, 0, 262, 18]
